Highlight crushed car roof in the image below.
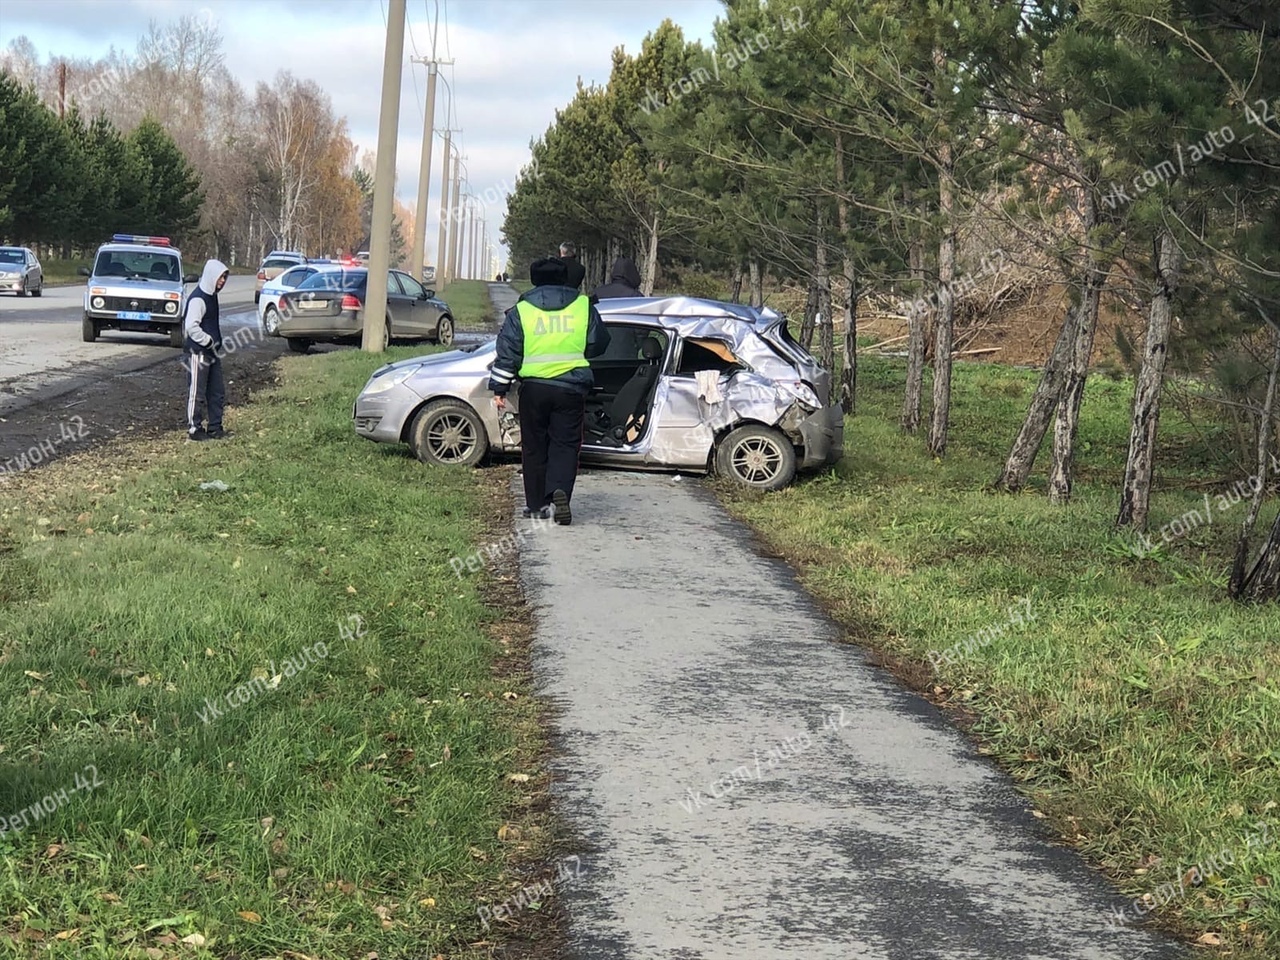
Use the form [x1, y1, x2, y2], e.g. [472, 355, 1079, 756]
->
[595, 296, 782, 328]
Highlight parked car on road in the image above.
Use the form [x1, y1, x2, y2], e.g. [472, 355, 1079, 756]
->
[276, 266, 454, 352]
[258, 262, 344, 335]
[255, 250, 306, 303]
[0, 246, 43, 297]
[352, 296, 843, 490]
[78, 235, 198, 346]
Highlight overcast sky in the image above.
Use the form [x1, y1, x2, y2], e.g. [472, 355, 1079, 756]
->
[1, 0, 723, 267]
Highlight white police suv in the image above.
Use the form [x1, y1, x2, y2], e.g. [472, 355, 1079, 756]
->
[79, 235, 200, 346]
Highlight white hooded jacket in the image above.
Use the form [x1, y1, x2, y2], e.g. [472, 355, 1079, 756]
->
[184, 258, 229, 348]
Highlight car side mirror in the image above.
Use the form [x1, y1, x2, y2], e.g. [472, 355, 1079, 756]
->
[78, 267, 91, 277]
[184, 274, 199, 284]
[422, 289, 435, 299]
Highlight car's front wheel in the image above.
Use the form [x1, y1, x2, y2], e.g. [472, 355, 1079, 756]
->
[31, 281, 42, 298]
[168, 325, 183, 348]
[409, 399, 489, 467]
[715, 425, 797, 491]
[82, 315, 98, 343]
[435, 314, 454, 346]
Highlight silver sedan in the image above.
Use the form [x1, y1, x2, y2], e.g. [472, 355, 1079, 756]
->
[352, 296, 843, 490]
[0, 246, 43, 297]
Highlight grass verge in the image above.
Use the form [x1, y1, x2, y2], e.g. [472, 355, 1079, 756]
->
[724, 355, 1280, 956]
[0, 347, 547, 958]
[436, 280, 497, 331]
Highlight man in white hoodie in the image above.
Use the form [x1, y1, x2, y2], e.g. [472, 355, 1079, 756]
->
[183, 259, 230, 441]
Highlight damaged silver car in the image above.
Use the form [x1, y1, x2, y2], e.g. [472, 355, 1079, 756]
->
[352, 296, 843, 490]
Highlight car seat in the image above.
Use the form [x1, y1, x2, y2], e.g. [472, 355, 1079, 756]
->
[101, 262, 127, 277]
[150, 261, 174, 280]
[607, 336, 664, 442]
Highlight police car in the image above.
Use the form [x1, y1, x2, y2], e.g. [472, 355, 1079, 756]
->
[78, 235, 200, 346]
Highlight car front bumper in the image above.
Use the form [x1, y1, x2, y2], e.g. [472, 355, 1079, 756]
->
[352, 388, 425, 444]
[1, 278, 25, 292]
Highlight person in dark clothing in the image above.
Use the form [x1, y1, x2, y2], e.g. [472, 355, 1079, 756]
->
[489, 256, 611, 525]
[559, 241, 586, 290]
[593, 257, 643, 299]
[183, 258, 230, 441]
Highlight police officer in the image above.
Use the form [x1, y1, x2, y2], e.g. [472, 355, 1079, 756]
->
[489, 256, 610, 525]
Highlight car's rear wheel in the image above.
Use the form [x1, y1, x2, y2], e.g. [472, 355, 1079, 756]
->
[82, 315, 98, 343]
[715, 425, 797, 491]
[263, 305, 280, 336]
[168, 325, 183, 348]
[435, 315, 454, 346]
[287, 337, 312, 354]
[409, 399, 489, 468]
[381, 319, 391, 351]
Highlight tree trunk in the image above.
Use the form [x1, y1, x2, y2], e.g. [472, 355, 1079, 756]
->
[1047, 242, 1109, 501]
[730, 263, 744, 303]
[641, 213, 660, 295]
[993, 309, 1075, 491]
[1230, 324, 1280, 600]
[815, 206, 834, 371]
[1117, 230, 1184, 529]
[928, 105, 956, 458]
[901, 230, 926, 433]
[834, 130, 857, 414]
[800, 274, 818, 350]
[748, 258, 763, 307]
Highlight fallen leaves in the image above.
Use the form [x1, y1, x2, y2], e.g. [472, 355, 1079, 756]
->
[237, 910, 262, 923]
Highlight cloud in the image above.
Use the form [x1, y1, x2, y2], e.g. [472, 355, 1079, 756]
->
[2, 0, 722, 262]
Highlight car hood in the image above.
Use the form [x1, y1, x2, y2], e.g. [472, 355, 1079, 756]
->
[88, 277, 184, 297]
[368, 342, 495, 381]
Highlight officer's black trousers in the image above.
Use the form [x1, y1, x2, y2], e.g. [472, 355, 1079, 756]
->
[518, 380, 585, 510]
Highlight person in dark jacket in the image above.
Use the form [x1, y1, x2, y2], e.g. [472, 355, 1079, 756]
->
[489, 256, 610, 525]
[593, 257, 643, 299]
[183, 258, 230, 441]
[559, 241, 586, 290]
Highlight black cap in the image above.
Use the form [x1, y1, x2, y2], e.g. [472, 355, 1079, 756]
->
[530, 256, 569, 287]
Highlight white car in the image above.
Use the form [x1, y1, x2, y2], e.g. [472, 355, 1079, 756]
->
[258, 262, 345, 335]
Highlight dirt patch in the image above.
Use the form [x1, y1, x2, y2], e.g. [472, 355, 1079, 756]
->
[0, 339, 291, 475]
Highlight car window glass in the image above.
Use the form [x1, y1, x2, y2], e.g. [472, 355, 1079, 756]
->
[263, 257, 301, 269]
[94, 251, 179, 281]
[0, 250, 26, 264]
[397, 273, 425, 298]
[387, 272, 405, 296]
[279, 267, 307, 286]
[297, 271, 353, 292]
[595, 324, 667, 361]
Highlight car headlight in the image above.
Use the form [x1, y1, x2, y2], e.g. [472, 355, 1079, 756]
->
[0, 271, 14, 279]
[362, 366, 421, 396]
[165, 301, 178, 314]
[91, 296, 105, 309]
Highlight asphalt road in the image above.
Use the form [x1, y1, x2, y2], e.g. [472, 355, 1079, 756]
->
[518, 472, 1188, 960]
[0, 274, 259, 417]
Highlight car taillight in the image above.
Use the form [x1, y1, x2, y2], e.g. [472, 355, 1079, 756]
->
[341, 294, 362, 310]
[257, 271, 266, 280]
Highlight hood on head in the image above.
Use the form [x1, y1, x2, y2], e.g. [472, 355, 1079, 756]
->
[611, 257, 641, 289]
[199, 259, 229, 295]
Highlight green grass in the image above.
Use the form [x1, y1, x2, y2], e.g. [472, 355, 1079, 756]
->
[725, 356, 1280, 956]
[436, 280, 496, 331]
[40, 258, 92, 285]
[0, 349, 541, 957]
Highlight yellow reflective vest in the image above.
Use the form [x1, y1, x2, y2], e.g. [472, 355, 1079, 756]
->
[515, 296, 591, 379]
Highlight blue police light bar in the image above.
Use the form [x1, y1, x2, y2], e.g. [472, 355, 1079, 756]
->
[112, 234, 171, 246]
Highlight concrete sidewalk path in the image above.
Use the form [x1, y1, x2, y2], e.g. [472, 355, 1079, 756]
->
[517, 471, 1187, 960]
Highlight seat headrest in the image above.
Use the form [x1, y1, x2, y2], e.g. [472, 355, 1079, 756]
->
[641, 337, 663, 360]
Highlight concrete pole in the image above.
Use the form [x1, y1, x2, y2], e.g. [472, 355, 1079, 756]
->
[435, 131, 452, 284]
[408, 59, 438, 283]
[453, 160, 468, 281]
[362, 0, 406, 353]
[466, 203, 476, 280]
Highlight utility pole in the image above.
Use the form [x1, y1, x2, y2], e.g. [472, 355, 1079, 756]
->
[57, 62, 66, 119]
[362, 0, 406, 353]
[435, 130, 453, 284]
[447, 158, 463, 282]
[408, 58, 439, 283]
